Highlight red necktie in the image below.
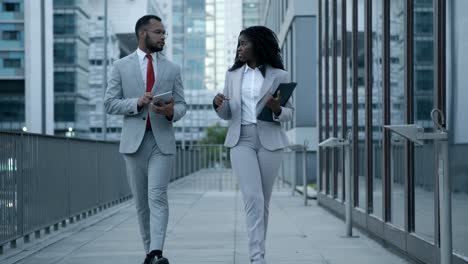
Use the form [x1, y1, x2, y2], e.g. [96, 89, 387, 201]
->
[146, 53, 155, 129]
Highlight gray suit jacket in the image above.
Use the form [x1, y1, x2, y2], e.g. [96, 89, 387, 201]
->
[104, 51, 186, 154]
[215, 65, 294, 151]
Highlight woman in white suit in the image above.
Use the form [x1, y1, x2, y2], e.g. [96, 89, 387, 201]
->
[213, 26, 294, 264]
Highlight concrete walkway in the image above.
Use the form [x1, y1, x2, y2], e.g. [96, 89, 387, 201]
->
[0, 169, 414, 264]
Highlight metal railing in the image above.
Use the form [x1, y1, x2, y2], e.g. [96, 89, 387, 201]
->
[0, 134, 234, 253]
[0, 132, 131, 252]
[0, 131, 314, 253]
[280, 143, 317, 205]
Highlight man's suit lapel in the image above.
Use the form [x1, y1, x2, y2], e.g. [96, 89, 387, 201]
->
[131, 52, 145, 92]
[152, 53, 168, 93]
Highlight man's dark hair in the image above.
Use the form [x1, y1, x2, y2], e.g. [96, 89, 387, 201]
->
[229, 26, 284, 71]
[135, 15, 162, 39]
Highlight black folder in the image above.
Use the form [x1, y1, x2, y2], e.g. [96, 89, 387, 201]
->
[257, 82, 297, 122]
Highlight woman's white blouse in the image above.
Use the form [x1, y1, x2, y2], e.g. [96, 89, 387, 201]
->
[241, 64, 264, 125]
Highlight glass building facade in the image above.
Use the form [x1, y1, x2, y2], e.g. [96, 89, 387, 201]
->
[242, 0, 261, 28]
[318, 0, 468, 263]
[53, 0, 90, 137]
[172, 0, 206, 91]
[0, 0, 25, 130]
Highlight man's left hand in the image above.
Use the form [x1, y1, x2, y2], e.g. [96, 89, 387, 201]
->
[151, 97, 174, 120]
[265, 90, 281, 115]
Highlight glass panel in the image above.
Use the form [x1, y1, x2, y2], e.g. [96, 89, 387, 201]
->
[328, 0, 334, 195]
[371, 0, 383, 218]
[336, 0, 344, 201]
[414, 0, 435, 241]
[389, 0, 405, 228]
[450, 0, 468, 258]
[345, 0, 353, 203]
[321, 0, 327, 193]
[345, 0, 352, 132]
[356, 0, 366, 210]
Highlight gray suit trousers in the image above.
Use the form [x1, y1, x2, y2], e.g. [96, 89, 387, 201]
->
[123, 131, 173, 253]
[230, 124, 283, 264]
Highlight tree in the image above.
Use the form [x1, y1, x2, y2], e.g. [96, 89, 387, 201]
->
[198, 123, 230, 168]
[199, 123, 228, 145]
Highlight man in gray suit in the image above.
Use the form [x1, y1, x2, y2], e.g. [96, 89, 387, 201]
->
[104, 15, 186, 264]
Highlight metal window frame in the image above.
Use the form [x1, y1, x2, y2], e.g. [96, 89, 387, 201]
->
[382, 0, 391, 223]
[433, 0, 446, 251]
[352, 0, 359, 208]
[318, 0, 323, 192]
[404, 0, 415, 234]
[318, 0, 468, 262]
[324, 0, 330, 195]
[341, 0, 348, 202]
[332, 0, 338, 198]
[364, 0, 372, 214]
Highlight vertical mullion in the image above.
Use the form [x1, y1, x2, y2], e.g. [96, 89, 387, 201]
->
[352, 0, 359, 207]
[332, 0, 338, 198]
[433, 0, 447, 247]
[325, 0, 330, 195]
[382, 0, 391, 223]
[341, 0, 347, 201]
[404, 0, 415, 233]
[318, 0, 323, 192]
[364, 0, 373, 214]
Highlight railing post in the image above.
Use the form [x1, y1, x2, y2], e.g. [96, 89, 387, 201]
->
[291, 151, 296, 196]
[302, 142, 308, 206]
[218, 145, 223, 192]
[438, 137, 452, 264]
[344, 138, 353, 237]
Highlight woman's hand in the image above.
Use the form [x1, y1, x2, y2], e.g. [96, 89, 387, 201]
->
[214, 93, 230, 108]
[265, 90, 282, 115]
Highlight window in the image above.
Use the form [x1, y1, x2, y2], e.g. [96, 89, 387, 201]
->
[54, 14, 76, 35]
[54, 72, 75, 92]
[54, 43, 76, 64]
[415, 70, 433, 91]
[415, 11, 433, 35]
[416, 99, 432, 120]
[2, 30, 20, 40]
[415, 41, 433, 64]
[54, 102, 75, 122]
[3, 3, 20, 12]
[3, 58, 21, 68]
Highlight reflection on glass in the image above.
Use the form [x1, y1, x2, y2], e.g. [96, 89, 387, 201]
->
[328, 0, 334, 195]
[371, 0, 383, 219]
[336, 0, 343, 201]
[356, 0, 366, 210]
[414, 0, 435, 241]
[346, 0, 353, 204]
[321, 0, 327, 193]
[389, 0, 405, 228]
[450, 0, 468, 258]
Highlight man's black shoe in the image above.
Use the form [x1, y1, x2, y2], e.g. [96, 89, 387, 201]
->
[151, 256, 169, 264]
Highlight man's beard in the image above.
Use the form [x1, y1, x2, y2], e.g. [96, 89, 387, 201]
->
[146, 35, 163, 52]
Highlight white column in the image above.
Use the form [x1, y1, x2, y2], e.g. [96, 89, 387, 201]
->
[24, 0, 54, 135]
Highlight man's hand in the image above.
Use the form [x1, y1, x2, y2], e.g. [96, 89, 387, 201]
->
[266, 90, 281, 115]
[137, 92, 154, 110]
[213, 93, 229, 108]
[151, 97, 175, 120]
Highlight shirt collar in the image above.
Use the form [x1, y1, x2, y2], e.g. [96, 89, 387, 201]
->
[243, 63, 255, 73]
[243, 63, 266, 77]
[137, 48, 156, 63]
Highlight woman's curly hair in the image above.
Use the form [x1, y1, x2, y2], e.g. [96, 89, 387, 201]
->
[229, 26, 285, 71]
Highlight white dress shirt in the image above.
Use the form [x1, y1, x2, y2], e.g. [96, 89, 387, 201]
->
[241, 64, 264, 125]
[136, 48, 157, 89]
